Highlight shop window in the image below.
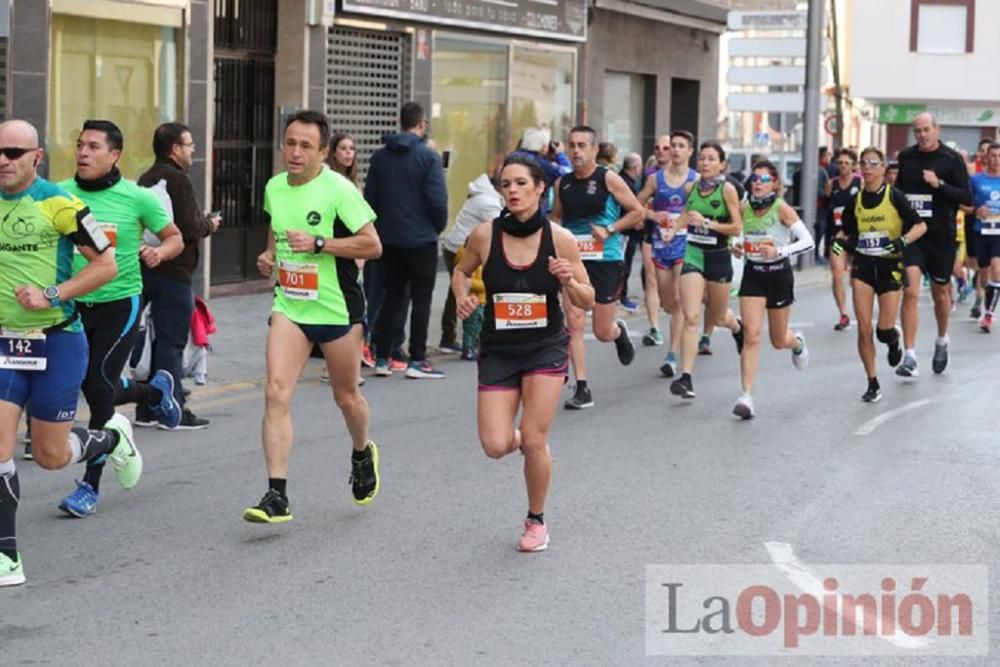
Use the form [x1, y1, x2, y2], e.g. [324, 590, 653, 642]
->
[603, 72, 651, 159]
[432, 37, 508, 226]
[48, 14, 183, 180]
[510, 45, 575, 150]
[910, 0, 974, 54]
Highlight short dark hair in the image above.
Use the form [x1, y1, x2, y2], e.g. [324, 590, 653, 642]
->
[284, 110, 330, 147]
[569, 125, 598, 146]
[597, 142, 618, 164]
[887, 161, 900, 171]
[834, 148, 858, 164]
[502, 155, 546, 187]
[699, 140, 726, 163]
[152, 122, 191, 160]
[751, 158, 780, 184]
[669, 130, 694, 148]
[859, 146, 885, 163]
[81, 119, 123, 152]
[400, 102, 425, 131]
[979, 138, 993, 148]
[988, 142, 1000, 154]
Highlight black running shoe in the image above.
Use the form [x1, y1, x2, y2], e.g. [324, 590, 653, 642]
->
[350, 442, 380, 505]
[243, 489, 293, 523]
[614, 319, 635, 365]
[887, 327, 903, 368]
[564, 385, 594, 410]
[732, 319, 745, 355]
[971, 305, 982, 319]
[861, 386, 882, 403]
[670, 376, 695, 399]
[159, 409, 210, 431]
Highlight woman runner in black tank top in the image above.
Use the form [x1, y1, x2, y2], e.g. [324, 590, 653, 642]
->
[452, 156, 594, 553]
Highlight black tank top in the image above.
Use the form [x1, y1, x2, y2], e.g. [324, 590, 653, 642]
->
[481, 218, 566, 351]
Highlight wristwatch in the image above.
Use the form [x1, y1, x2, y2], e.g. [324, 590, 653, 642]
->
[605, 222, 618, 235]
[313, 236, 326, 254]
[44, 285, 60, 306]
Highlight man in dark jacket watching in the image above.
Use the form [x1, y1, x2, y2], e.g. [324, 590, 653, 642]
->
[137, 122, 220, 428]
[365, 102, 448, 379]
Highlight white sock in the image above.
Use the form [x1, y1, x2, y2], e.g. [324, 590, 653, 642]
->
[0, 458, 14, 477]
[936, 335, 949, 346]
[68, 430, 84, 463]
[905, 348, 916, 359]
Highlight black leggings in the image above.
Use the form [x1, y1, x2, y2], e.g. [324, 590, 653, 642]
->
[79, 296, 143, 429]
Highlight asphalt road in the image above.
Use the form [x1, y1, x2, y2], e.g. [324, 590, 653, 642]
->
[5, 275, 1000, 665]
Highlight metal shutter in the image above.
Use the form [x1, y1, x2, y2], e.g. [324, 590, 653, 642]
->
[0, 37, 7, 120]
[326, 27, 411, 185]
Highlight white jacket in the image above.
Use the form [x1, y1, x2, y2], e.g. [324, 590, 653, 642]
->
[441, 174, 503, 253]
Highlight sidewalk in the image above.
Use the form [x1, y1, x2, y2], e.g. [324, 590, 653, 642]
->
[196, 261, 832, 392]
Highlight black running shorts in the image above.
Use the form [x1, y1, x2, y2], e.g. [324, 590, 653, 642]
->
[739, 260, 794, 309]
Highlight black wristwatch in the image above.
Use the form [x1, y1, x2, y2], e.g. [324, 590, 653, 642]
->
[313, 236, 326, 254]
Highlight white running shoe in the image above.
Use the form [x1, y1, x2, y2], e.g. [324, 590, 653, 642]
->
[792, 332, 809, 370]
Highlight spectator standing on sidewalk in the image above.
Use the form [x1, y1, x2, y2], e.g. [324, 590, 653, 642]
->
[439, 172, 503, 354]
[365, 102, 449, 379]
[137, 122, 220, 429]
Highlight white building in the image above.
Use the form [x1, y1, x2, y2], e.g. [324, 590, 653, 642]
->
[848, 0, 999, 158]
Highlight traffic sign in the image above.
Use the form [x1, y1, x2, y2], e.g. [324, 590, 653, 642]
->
[824, 114, 840, 136]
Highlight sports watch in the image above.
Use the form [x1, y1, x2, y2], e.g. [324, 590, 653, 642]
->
[313, 236, 326, 254]
[44, 285, 60, 306]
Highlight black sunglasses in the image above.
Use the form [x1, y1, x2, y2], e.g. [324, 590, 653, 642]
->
[0, 147, 36, 160]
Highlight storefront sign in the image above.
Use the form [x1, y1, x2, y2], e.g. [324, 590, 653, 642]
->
[340, 0, 587, 42]
[879, 104, 999, 127]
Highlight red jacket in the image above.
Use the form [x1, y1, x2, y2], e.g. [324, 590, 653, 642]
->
[190, 296, 216, 347]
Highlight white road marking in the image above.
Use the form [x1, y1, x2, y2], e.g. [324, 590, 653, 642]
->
[852, 399, 933, 436]
[764, 541, 931, 649]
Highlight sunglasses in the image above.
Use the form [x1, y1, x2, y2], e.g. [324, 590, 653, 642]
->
[860, 159, 882, 167]
[835, 160, 853, 166]
[0, 147, 36, 160]
[749, 174, 775, 183]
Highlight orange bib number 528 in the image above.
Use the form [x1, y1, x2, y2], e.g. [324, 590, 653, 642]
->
[278, 260, 319, 300]
[492, 293, 547, 330]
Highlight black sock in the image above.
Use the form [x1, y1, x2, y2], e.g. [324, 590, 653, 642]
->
[987, 284, 1000, 314]
[868, 377, 880, 391]
[268, 478, 287, 497]
[527, 511, 544, 525]
[681, 372, 692, 384]
[576, 380, 588, 391]
[70, 427, 120, 463]
[351, 445, 370, 461]
[0, 467, 19, 560]
[83, 462, 105, 493]
[115, 378, 161, 407]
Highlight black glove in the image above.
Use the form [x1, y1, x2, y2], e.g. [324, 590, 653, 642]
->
[885, 237, 908, 255]
[832, 240, 845, 256]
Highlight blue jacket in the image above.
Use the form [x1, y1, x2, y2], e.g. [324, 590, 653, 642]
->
[364, 132, 448, 247]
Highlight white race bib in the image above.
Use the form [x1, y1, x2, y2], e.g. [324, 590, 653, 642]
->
[492, 293, 547, 330]
[277, 260, 319, 300]
[981, 214, 1000, 236]
[0, 330, 47, 371]
[857, 230, 891, 256]
[832, 206, 845, 228]
[906, 194, 933, 219]
[574, 235, 604, 261]
[743, 232, 776, 263]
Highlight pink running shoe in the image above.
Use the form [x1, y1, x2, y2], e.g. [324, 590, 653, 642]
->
[980, 313, 993, 334]
[517, 520, 549, 552]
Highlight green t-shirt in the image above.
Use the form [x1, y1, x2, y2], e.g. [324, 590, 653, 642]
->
[264, 168, 375, 325]
[62, 177, 171, 303]
[0, 178, 98, 333]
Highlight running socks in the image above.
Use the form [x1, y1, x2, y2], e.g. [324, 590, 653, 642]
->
[986, 282, 1000, 314]
[115, 377, 163, 407]
[268, 478, 287, 497]
[68, 427, 120, 464]
[527, 511, 545, 525]
[868, 377, 880, 392]
[576, 380, 589, 392]
[0, 459, 18, 561]
[83, 458, 107, 493]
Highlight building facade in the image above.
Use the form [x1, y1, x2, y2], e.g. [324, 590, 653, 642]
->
[848, 0, 999, 157]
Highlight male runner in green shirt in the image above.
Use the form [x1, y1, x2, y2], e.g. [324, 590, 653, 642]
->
[243, 110, 382, 524]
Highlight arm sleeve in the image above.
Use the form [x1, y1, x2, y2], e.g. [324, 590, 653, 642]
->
[169, 174, 213, 242]
[137, 187, 171, 234]
[840, 198, 859, 248]
[937, 155, 973, 206]
[423, 153, 449, 234]
[778, 219, 815, 259]
[890, 187, 922, 232]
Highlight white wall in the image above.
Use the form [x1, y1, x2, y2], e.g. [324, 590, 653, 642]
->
[849, 0, 1000, 103]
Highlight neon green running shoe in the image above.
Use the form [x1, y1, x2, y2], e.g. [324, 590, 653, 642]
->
[0, 552, 25, 587]
[105, 413, 142, 489]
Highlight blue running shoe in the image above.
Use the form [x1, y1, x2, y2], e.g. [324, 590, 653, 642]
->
[148, 370, 182, 429]
[58, 480, 99, 517]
